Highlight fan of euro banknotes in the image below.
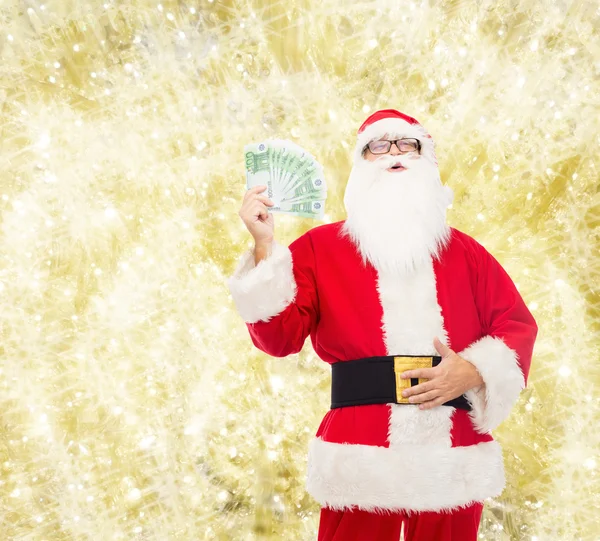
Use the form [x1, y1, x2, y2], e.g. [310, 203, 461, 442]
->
[244, 139, 327, 219]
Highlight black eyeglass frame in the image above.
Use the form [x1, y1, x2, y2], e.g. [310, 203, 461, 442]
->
[364, 138, 422, 155]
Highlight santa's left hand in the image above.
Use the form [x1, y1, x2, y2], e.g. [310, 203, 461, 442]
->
[400, 337, 484, 410]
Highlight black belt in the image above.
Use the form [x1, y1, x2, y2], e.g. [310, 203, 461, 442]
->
[331, 355, 472, 411]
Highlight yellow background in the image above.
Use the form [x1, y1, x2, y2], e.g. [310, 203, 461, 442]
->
[0, 1, 598, 539]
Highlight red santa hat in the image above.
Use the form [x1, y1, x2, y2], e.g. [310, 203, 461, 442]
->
[354, 108, 437, 164]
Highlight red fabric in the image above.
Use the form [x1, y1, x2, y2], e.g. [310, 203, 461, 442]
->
[248, 231, 321, 358]
[358, 109, 421, 133]
[315, 404, 391, 447]
[450, 409, 493, 447]
[318, 503, 483, 541]
[314, 405, 493, 448]
[247, 222, 537, 451]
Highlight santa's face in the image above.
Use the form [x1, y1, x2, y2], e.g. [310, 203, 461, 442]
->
[343, 135, 453, 275]
[362, 137, 419, 173]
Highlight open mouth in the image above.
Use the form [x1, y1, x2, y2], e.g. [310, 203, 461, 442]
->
[388, 163, 406, 172]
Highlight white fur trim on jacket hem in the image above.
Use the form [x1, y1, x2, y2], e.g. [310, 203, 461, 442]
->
[227, 242, 296, 324]
[460, 336, 525, 434]
[306, 437, 505, 513]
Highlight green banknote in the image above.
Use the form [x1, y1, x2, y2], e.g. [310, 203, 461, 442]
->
[278, 200, 326, 219]
[243, 139, 328, 219]
[245, 141, 274, 201]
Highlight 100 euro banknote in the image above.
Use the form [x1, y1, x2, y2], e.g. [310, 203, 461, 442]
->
[244, 140, 327, 219]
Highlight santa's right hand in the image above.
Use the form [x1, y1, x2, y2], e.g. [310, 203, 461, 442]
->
[239, 185, 275, 245]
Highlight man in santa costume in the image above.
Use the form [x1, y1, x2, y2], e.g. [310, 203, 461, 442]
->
[228, 109, 538, 540]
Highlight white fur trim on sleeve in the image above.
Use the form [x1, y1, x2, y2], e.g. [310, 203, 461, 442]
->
[460, 336, 525, 434]
[227, 242, 296, 324]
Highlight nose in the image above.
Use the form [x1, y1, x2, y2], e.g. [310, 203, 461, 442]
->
[389, 143, 401, 155]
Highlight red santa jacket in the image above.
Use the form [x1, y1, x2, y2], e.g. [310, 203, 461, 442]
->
[228, 221, 537, 513]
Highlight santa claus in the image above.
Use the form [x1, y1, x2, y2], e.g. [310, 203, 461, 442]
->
[228, 109, 537, 540]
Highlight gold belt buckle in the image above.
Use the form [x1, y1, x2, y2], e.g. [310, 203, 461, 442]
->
[393, 356, 434, 404]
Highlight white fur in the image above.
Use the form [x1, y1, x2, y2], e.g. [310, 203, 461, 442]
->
[343, 154, 453, 276]
[355, 117, 437, 164]
[227, 242, 296, 323]
[460, 336, 525, 434]
[388, 405, 453, 447]
[306, 437, 505, 513]
[377, 260, 455, 448]
[376, 262, 450, 355]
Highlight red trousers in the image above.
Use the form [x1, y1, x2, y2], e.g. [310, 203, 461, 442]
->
[318, 503, 483, 541]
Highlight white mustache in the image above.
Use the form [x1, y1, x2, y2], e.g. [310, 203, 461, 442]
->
[368, 155, 408, 170]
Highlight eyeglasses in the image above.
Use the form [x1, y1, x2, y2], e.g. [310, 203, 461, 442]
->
[366, 138, 421, 155]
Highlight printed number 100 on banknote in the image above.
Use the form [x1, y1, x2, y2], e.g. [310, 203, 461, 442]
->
[244, 142, 272, 196]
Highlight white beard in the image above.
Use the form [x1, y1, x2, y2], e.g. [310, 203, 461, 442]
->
[343, 154, 454, 275]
